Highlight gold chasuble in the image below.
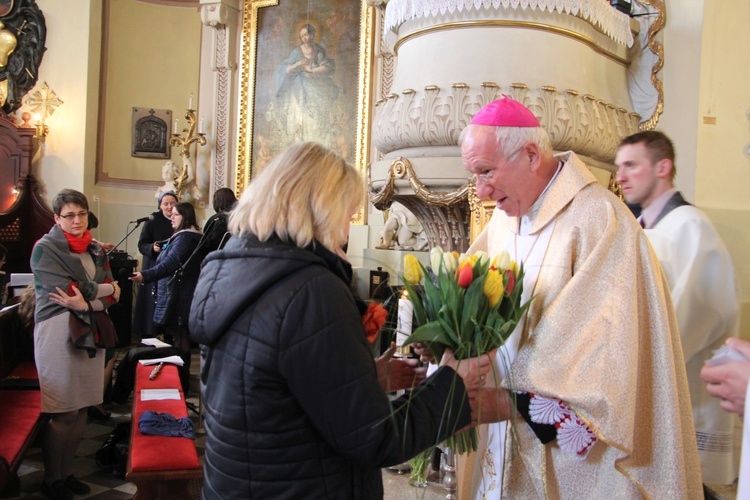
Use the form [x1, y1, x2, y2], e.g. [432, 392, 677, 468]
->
[469, 153, 702, 498]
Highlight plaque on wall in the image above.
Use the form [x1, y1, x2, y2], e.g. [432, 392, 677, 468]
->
[131, 107, 171, 159]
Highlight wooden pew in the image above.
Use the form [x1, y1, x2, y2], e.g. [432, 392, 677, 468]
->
[126, 363, 201, 499]
[0, 305, 42, 495]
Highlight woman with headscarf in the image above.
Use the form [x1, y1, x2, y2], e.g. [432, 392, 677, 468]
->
[31, 189, 120, 500]
[132, 190, 177, 340]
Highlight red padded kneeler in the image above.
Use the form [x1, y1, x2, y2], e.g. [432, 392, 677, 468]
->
[129, 364, 200, 473]
[0, 390, 42, 467]
[6, 361, 39, 380]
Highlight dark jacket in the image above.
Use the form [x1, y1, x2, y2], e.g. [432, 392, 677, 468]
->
[133, 210, 174, 337]
[189, 234, 471, 499]
[142, 229, 202, 327]
[200, 212, 231, 258]
[137, 211, 174, 271]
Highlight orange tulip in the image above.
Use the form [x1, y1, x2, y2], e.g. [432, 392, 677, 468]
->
[457, 261, 474, 288]
[504, 269, 516, 296]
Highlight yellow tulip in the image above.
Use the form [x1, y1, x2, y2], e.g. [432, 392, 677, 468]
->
[459, 253, 479, 268]
[483, 269, 504, 307]
[403, 254, 423, 285]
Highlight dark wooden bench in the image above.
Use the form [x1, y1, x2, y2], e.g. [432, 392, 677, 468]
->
[126, 363, 201, 499]
[0, 304, 42, 496]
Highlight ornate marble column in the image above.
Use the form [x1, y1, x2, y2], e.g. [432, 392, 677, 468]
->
[200, 0, 242, 195]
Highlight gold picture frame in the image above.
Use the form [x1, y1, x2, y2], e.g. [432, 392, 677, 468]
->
[236, 0, 375, 224]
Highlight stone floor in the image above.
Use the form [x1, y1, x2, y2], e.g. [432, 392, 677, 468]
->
[2, 347, 455, 500]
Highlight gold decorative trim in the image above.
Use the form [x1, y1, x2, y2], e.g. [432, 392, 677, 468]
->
[235, 1, 375, 225]
[368, 157, 470, 210]
[637, 0, 665, 131]
[235, 0, 273, 195]
[392, 20, 629, 66]
[608, 172, 623, 199]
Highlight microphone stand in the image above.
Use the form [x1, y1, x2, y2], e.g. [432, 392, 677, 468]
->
[107, 220, 146, 256]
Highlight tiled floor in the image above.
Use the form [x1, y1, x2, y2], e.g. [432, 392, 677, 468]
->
[3, 348, 451, 500]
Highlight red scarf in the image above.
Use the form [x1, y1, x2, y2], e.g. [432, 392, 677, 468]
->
[64, 230, 93, 253]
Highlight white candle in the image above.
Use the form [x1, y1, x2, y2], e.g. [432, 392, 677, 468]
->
[396, 296, 413, 347]
[173, 118, 178, 134]
[189, 93, 193, 109]
[200, 118, 205, 134]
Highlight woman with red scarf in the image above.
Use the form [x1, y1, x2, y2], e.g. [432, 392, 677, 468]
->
[31, 189, 120, 500]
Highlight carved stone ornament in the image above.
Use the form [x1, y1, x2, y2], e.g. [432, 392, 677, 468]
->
[368, 157, 471, 251]
[373, 82, 641, 167]
[0, 0, 46, 113]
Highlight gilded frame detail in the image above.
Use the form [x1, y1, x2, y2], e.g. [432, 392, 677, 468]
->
[637, 0, 665, 131]
[236, 0, 375, 224]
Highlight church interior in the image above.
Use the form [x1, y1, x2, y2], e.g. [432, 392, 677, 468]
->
[0, 0, 748, 498]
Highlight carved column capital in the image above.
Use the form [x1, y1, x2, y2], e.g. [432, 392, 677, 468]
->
[200, 0, 239, 28]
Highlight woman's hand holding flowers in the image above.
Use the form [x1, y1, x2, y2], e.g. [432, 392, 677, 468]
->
[375, 341, 427, 392]
[411, 342, 435, 364]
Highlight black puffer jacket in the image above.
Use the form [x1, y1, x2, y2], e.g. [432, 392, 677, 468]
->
[190, 234, 471, 499]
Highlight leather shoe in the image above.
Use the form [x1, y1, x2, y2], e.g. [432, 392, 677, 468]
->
[40, 480, 74, 500]
[64, 475, 91, 495]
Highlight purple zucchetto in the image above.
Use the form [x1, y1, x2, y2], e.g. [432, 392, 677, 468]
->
[470, 96, 540, 127]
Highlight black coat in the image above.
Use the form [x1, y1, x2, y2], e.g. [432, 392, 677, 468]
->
[190, 234, 471, 499]
[200, 212, 231, 258]
[133, 211, 173, 337]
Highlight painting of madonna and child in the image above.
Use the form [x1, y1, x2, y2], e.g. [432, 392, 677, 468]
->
[251, 1, 361, 171]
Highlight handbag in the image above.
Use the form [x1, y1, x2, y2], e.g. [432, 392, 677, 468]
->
[69, 307, 117, 358]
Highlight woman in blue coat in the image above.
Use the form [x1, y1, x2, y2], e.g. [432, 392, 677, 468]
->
[132, 202, 201, 367]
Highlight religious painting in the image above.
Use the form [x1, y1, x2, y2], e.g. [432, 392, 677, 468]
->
[131, 107, 171, 159]
[237, 0, 375, 223]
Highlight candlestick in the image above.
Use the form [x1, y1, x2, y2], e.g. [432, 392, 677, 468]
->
[200, 118, 205, 134]
[173, 118, 178, 134]
[169, 108, 207, 199]
[396, 294, 413, 351]
[189, 93, 193, 109]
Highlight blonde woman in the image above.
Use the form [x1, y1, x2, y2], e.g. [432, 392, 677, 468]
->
[189, 142, 503, 499]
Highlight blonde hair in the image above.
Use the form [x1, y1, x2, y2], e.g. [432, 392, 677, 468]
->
[229, 142, 364, 250]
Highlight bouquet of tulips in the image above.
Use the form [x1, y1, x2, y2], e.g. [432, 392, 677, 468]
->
[401, 247, 532, 454]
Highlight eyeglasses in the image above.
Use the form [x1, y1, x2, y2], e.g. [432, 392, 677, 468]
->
[469, 170, 496, 185]
[58, 211, 89, 220]
[467, 147, 523, 185]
